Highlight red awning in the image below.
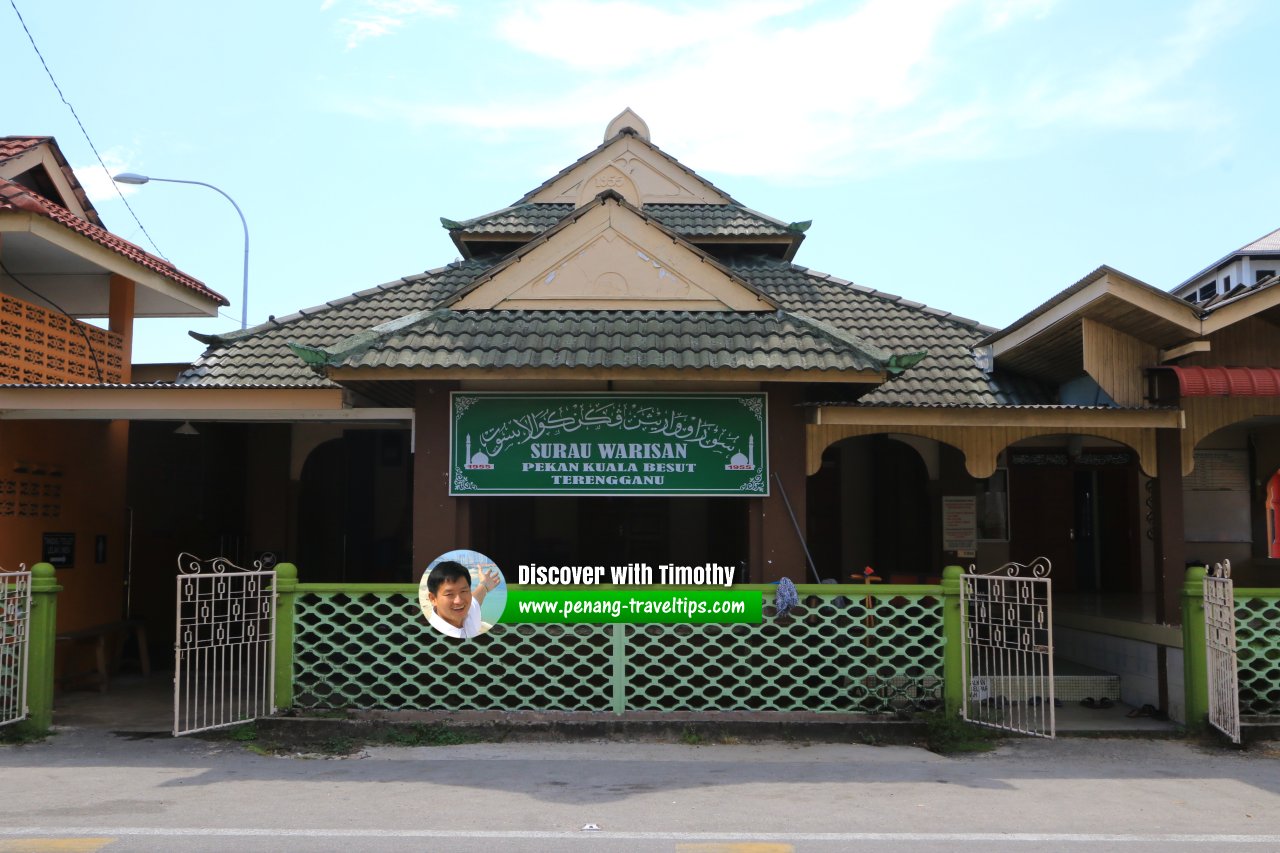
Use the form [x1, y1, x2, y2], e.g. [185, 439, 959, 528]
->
[1167, 366, 1280, 396]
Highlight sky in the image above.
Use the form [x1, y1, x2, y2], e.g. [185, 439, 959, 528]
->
[5, 0, 1279, 364]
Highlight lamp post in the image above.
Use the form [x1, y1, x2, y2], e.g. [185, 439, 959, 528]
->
[113, 172, 250, 330]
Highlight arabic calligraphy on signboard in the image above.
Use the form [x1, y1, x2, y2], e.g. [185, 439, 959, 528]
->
[450, 393, 768, 496]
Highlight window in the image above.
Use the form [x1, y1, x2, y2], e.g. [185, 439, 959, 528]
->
[1197, 281, 1217, 301]
[1258, 270, 1276, 283]
[1223, 275, 1231, 289]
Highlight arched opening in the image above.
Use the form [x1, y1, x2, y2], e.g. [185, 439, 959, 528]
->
[806, 434, 938, 582]
[297, 430, 412, 583]
[1185, 417, 1280, 580]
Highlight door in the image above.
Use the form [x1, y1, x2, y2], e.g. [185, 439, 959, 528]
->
[1010, 466, 1076, 591]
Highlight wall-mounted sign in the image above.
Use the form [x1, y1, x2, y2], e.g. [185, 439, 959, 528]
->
[942, 496, 977, 558]
[450, 393, 768, 496]
[42, 532, 75, 568]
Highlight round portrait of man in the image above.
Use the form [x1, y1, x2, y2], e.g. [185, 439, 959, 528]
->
[418, 550, 506, 639]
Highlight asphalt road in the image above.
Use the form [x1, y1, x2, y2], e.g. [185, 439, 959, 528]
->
[1, 727, 1278, 852]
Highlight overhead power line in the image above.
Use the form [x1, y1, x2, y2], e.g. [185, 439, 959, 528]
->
[9, 0, 169, 260]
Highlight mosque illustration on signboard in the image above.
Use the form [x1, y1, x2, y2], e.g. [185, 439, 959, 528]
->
[725, 436, 755, 471]
[463, 435, 494, 470]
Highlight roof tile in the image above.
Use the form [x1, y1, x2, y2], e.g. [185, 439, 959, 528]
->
[0, 178, 226, 306]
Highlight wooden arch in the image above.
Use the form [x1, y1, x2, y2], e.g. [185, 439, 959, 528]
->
[806, 423, 1158, 479]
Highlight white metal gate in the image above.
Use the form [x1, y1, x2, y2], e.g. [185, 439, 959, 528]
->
[961, 558, 1055, 738]
[0, 566, 31, 728]
[174, 553, 276, 737]
[1204, 559, 1240, 744]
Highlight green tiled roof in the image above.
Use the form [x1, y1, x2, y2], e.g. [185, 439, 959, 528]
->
[723, 258, 1052, 407]
[450, 203, 793, 240]
[175, 261, 488, 388]
[177, 255, 1047, 406]
[449, 204, 570, 235]
[291, 309, 889, 374]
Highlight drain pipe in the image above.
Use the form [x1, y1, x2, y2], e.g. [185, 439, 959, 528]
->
[772, 472, 822, 584]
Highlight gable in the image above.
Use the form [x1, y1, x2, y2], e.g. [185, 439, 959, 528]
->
[525, 133, 731, 208]
[449, 195, 775, 312]
[0, 138, 98, 225]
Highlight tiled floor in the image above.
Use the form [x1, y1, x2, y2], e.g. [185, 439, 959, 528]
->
[1054, 698, 1177, 733]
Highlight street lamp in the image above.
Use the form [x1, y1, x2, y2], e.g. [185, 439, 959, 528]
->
[113, 172, 250, 330]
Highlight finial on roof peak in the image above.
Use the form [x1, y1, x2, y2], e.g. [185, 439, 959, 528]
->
[605, 108, 649, 142]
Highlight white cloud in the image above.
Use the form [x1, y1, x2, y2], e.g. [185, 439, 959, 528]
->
[1014, 0, 1245, 132]
[496, 0, 812, 72]
[331, 0, 457, 49]
[337, 0, 1249, 181]
[72, 151, 136, 203]
[979, 0, 1055, 31]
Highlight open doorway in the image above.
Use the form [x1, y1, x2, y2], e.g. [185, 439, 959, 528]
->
[1008, 443, 1139, 594]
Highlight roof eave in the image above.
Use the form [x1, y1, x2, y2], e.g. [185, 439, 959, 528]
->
[324, 365, 887, 384]
[981, 265, 1200, 352]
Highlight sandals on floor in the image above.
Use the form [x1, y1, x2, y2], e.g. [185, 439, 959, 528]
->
[1126, 703, 1168, 720]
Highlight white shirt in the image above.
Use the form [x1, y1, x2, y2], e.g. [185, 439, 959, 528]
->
[428, 597, 483, 638]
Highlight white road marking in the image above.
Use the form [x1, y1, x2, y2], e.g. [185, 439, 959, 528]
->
[1, 829, 1279, 844]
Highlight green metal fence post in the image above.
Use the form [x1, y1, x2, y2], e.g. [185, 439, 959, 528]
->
[26, 562, 62, 733]
[611, 622, 626, 714]
[1181, 565, 1209, 729]
[273, 562, 298, 712]
[941, 565, 965, 716]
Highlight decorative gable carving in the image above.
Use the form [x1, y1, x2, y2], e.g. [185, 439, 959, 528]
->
[575, 163, 639, 207]
[451, 197, 774, 312]
[529, 134, 730, 208]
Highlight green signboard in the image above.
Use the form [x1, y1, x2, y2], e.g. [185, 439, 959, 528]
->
[450, 393, 768, 496]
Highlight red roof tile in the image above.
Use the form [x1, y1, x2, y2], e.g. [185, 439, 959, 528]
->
[0, 136, 52, 162]
[0, 177, 228, 306]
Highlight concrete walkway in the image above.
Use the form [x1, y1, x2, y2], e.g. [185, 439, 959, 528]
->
[49, 674, 1179, 739]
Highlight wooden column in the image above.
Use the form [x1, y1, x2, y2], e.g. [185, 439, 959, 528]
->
[108, 275, 135, 383]
[754, 384, 809, 583]
[412, 381, 464, 580]
[1153, 427, 1185, 625]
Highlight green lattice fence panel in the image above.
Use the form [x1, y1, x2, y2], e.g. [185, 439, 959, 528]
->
[1235, 593, 1280, 718]
[624, 592, 943, 713]
[293, 590, 613, 711]
[292, 586, 943, 714]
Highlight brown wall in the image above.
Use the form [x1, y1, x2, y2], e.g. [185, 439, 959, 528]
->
[413, 381, 465, 578]
[411, 380, 809, 584]
[751, 384, 808, 582]
[0, 419, 129, 632]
